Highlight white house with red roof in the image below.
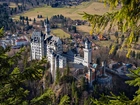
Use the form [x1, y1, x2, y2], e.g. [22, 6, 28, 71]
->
[15, 37, 29, 46]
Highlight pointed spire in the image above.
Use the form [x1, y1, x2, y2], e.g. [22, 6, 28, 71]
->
[44, 16, 50, 35]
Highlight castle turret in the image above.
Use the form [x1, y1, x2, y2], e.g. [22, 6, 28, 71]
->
[83, 38, 92, 67]
[44, 17, 50, 35]
[97, 61, 112, 90]
[30, 31, 45, 60]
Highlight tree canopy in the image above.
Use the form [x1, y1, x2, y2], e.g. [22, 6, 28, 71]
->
[0, 27, 51, 104]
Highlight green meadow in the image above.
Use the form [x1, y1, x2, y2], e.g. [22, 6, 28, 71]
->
[13, 1, 111, 20]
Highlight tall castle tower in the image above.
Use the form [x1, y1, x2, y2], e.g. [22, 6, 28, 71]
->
[83, 38, 92, 67]
[44, 17, 50, 35]
[30, 31, 45, 60]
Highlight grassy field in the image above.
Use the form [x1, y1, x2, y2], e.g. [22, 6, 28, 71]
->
[13, 1, 112, 20]
[51, 29, 70, 38]
[12, 1, 118, 34]
[77, 25, 92, 34]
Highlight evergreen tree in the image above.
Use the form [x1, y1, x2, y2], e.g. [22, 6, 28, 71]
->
[121, 34, 125, 43]
[136, 53, 139, 60]
[84, 97, 92, 105]
[84, 98, 88, 105]
[71, 81, 76, 97]
[22, 16, 25, 20]
[14, 7, 17, 13]
[31, 89, 54, 105]
[135, 35, 139, 42]
[0, 47, 48, 104]
[55, 67, 60, 84]
[19, 16, 22, 21]
[74, 91, 78, 105]
[131, 51, 136, 58]
[26, 20, 29, 26]
[37, 14, 40, 18]
[66, 64, 70, 76]
[25, 16, 28, 21]
[33, 18, 36, 23]
[10, 10, 13, 15]
[138, 53, 140, 59]
[81, 77, 86, 91]
[96, 57, 101, 66]
[59, 95, 70, 105]
[0, 28, 51, 104]
[40, 15, 43, 18]
[114, 31, 118, 38]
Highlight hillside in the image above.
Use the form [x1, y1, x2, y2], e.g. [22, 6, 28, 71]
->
[13, 1, 113, 20]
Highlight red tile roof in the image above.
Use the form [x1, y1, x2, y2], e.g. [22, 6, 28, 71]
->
[16, 38, 27, 42]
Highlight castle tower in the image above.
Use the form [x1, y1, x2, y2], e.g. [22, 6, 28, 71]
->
[83, 38, 92, 67]
[44, 17, 50, 35]
[97, 60, 112, 90]
[30, 31, 45, 60]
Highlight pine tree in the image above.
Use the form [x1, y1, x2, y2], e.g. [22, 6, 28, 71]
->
[37, 14, 40, 18]
[33, 18, 36, 23]
[59, 95, 70, 105]
[96, 57, 101, 66]
[31, 89, 54, 105]
[121, 34, 125, 43]
[74, 91, 78, 105]
[0, 47, 48, 104]
[40, 15, 43, 18]
[19, 16, 22, 21]
[25, 16, 28, 21]
[55, 67, 60, 84]
[84, 98, 88, 105]
[66, 64, 70, 76]
[131, 51, 136, 58]
[71, 81, 76, 97]
[0, 28, 50, 104]
[135, 35, 139, 42]
[81, 77, 86, 91]
[138, 53, 140, 60]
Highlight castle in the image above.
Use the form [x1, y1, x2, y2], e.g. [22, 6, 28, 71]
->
[30, 18, 92, 81]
